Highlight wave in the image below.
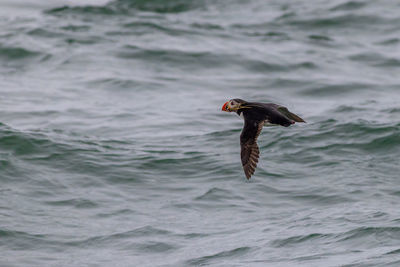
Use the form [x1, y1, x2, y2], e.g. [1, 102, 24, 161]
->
[186, 246, 251, 266]
[291, 120, 399, 153]
[113, 0, 203, 13]
[299, 83, 372, 97]
[46, 0, 203, 15]
[194, 187, 245, 201]
[0, 124, 145, 185]
[270, 226, 400, 252]
[348, 52, 400, 68]
[0, 45, 50, 72]
[0, 123, 59, 157]
[248, 119, 400, 177]
[271, 233, 332, 247]
[329, 1, 366, 11]
[338, 226, 400, 241]
[0, 46, 41, 60]
[116, 45, 318, 73]
[284, 14, 397, 29]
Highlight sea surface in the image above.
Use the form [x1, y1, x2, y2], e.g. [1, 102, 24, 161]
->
[1, 0, 400, 266]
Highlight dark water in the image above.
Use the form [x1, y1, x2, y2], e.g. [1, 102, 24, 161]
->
[1, 0, 400, 266]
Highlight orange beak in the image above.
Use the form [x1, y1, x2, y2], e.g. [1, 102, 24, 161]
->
[221, 101, 229, 112]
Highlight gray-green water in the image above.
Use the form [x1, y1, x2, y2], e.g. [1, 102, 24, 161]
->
[1, 0, 400, 266]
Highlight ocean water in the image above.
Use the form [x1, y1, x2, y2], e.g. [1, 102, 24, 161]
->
[1, 0, 400, 266]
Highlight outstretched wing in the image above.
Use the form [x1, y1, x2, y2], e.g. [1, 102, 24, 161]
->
[276, 105, 306, 123]
[240, 119, 264, 179]
[245, 102, 305, 125]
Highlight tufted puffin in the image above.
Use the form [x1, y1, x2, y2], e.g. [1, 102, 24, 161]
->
[222, 99, 305, 179]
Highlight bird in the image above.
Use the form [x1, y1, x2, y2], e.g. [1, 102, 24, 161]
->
[221, 98, 305, 179]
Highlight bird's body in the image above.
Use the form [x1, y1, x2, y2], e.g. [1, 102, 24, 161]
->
[222, 99, 305, 179]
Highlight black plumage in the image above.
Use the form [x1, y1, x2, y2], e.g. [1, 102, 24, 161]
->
[222, 98, 305, 179]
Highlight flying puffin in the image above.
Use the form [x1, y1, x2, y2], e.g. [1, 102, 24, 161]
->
[222, 99, 305, 179]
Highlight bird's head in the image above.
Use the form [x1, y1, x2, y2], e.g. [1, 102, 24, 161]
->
[221, 99, 249, 112]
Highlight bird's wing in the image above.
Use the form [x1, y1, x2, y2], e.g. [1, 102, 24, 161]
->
[240, 119, 264, 179]
[276, 105, 305, 123]
[246, 102, 305, 125]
